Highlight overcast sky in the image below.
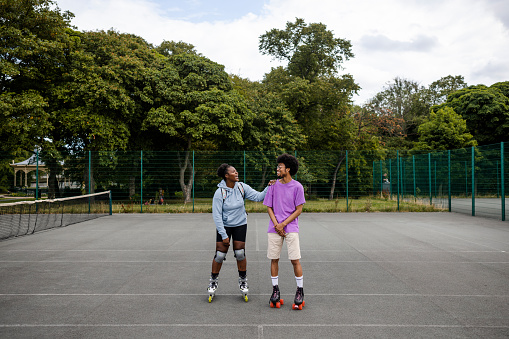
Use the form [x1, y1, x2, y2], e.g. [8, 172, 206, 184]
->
[56, 0, 509, 105]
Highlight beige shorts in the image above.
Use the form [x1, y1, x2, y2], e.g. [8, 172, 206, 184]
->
[267, 232, 301, 260]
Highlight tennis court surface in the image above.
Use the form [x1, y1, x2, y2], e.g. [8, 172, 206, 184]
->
[0, 212, 508, 338]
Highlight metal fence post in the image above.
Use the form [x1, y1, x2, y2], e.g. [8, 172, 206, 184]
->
[88, 150, 91, 213]
[109, 191, 112, 215]
[380, 160, 383, 195]
[389, 158, 392, 199]
[412, 155, 416, 199]
[448, 150, 451, 212]
[472, 146, 475, 217]
[192, 150, 195, 213]
[397, 151, 400, 211]
[36, 149, 39, 200]
[243, 150, 246, 183]
[346, 150, 349, 212]
[428, 153, 432, 205]
[372, 161, 375, 196]
[140, 150, 143, 213]
[501, 142, 505, 221]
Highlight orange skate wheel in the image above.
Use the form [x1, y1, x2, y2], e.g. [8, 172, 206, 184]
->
[280, 299, 284, 305]
[276, 301, 281, 308]
[302, 301, 305, 307]
[270, 301, 274, 308]
[298, 304, 303, 310]
[292, 303, 296, 309]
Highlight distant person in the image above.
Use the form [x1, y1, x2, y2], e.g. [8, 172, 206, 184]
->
[263, 153, 306, 310]
[208, 163, 275, 303]
[155, 188, 164, 205]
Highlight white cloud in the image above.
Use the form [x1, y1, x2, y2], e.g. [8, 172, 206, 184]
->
[56, 0, 509, 105]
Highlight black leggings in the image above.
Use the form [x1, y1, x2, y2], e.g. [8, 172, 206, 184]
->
[216, 224, 247, 242]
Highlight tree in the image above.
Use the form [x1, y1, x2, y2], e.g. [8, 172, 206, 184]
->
[368, 77, 429, 141]
[427, 75, 468, 105]
[436, 84, 509, 145]
[142, 53, 250, 202]
[259, 18, 354, 81]
[0, 0, 74, 196]
[413, 107, 477, 151]
[155, 40, 199, 57]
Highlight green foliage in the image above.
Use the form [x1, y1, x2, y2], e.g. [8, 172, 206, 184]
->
[259, 18, 354, 81]
[414, 107, 477, 150]
[437, 84, 509, 145]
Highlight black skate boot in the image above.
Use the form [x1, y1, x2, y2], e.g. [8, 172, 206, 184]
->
[292, 287, 305, 310]
[269, 285, 284, 308]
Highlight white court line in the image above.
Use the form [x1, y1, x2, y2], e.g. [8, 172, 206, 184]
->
[0, 323, 508, 329]
[0, 249, 506, 252]
[1, 260, 508, 264]
[0, 293, 508, 297]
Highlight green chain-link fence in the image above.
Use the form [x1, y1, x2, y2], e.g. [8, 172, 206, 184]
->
[2, 143, 507, 220]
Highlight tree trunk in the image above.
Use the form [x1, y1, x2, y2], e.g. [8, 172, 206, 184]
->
[258, 165, 268, 191]
[48, 170, 60, 199]
[329, 154, 346, 200]
[177, 140, 194, 203]
[129, 176, 136, 199]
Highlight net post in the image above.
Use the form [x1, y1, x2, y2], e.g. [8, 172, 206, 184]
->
[448, 150, 451, 212]
[379, 160, 383, 197]
[346, 150, 349, 212]
[109, 191, 113, 215]
[472, 146, 475, 217]
[141, 150, 143, 213]
[501, 142, 505, 221]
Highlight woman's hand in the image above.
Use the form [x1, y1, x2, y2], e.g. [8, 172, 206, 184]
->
[268, 179, 277, 186]
[222, 237, 230, 247]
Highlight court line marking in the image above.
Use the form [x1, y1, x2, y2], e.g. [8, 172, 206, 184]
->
[1, 260, 508, 263]
[0, 293, 508, 297]
[0, 324, 508, 329]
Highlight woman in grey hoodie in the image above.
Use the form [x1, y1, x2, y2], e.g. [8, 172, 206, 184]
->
[208, 163, 274, 302]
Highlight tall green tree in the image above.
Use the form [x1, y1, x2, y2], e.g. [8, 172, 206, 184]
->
[368, 77, 429, 141]
[259, 18, 354, 81]
[427, 75, 468, 105]
[142, 54, 250, 202]
[0, 0, 74, 195]
[413, 107, 477, 151]
[436, 84, 509, 145]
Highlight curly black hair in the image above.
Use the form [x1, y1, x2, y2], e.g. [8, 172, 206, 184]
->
[276, 153, 299, 176]
[217, 163, 232, 180]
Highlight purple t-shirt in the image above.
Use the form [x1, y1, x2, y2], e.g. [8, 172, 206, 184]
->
[263, 179, 306, 233]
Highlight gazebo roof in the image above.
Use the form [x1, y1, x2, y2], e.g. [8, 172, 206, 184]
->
[10, 154, 46, 167]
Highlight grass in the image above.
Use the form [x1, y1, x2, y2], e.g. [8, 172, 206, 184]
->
[112, 197, 444, 214]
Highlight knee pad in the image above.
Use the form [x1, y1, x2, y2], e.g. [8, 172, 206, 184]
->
[234, 249, 245, 261]
[214, 251, 227, 264]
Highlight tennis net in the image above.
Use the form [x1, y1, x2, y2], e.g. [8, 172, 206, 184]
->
[0, 191, 112, 240]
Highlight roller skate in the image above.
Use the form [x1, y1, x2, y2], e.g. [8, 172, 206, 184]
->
[207, 276, 218, 303]
[239, 276, 249, 302]
[292, 287, 305, 310]
[269, 285, 284, 308]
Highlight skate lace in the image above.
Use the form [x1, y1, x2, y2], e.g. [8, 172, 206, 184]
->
[271, 286, 279, 298]
[239, 278, 248, 289]
[296, 287, 303, 299]
[208, 279, 218, 289]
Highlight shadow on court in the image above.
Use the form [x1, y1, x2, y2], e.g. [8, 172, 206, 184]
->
[0, 212, 508, 338]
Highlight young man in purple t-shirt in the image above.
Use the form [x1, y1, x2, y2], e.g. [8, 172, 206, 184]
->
[263, 153, 306, 309]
